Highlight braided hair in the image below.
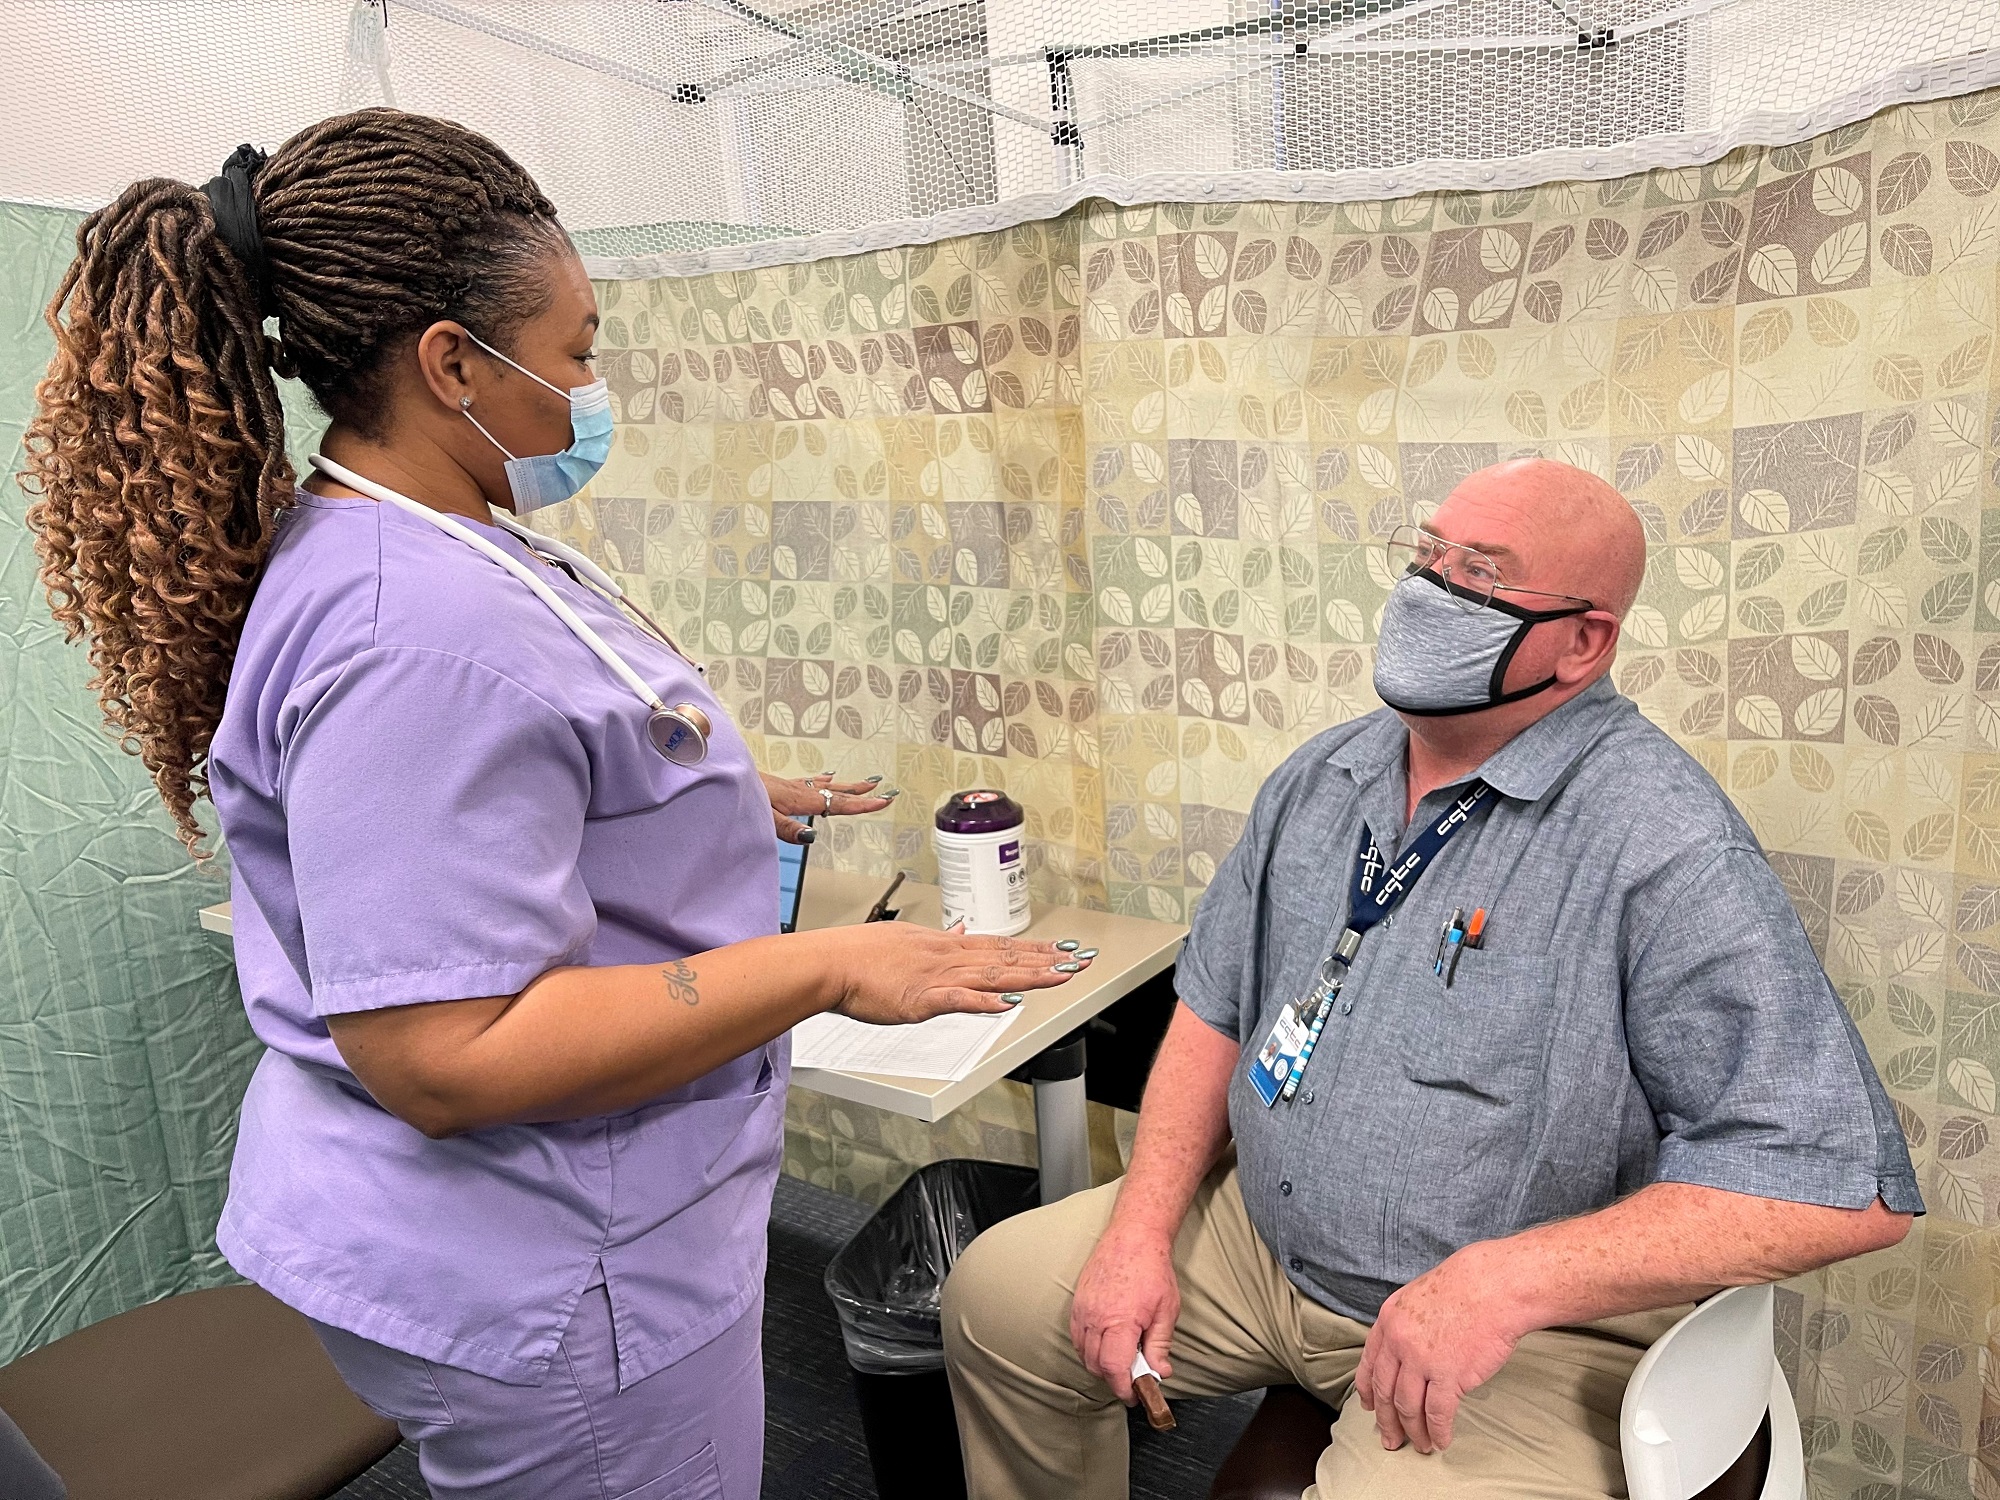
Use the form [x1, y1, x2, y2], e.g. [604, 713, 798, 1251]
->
[20, 109, 568, 856]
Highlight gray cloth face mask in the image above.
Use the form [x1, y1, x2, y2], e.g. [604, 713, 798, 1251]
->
[1372, 569, 1590, 716]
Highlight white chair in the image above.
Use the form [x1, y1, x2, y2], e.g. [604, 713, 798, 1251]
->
[1622, 1283, 1807, 1500]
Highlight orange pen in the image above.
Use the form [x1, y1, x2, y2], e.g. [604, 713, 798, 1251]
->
[1465, 908, 1488, 950]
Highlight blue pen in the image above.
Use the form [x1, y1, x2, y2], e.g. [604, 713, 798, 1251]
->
[1434, 907, 1464, 976]
[1443, 925, 1466, 985]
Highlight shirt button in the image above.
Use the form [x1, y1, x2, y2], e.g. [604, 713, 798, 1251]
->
[1289, 1256, 1304, 1271]
[1279, 1180, 1293, 1196]
[1301, 1090, 1316, 1105]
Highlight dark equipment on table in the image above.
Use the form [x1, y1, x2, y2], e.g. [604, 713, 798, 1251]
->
[864, 871, 907, 923]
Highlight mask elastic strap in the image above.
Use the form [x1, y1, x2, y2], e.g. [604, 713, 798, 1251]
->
[1485, 595, 1591, 702]
[1388, 675, 1565, 717]
[461, 403, 519, 462]
[465, 329, 571, 401]
[1417, 568, 1593, 624]
[1487, 598, 1594, 624]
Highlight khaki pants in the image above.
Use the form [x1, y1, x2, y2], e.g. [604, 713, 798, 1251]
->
[941, 1165, 1681, 1500]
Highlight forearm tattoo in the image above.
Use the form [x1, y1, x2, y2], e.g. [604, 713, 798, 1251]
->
[663, 958, 700, 1007]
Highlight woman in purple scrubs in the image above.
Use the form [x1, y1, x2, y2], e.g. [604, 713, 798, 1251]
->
[22, 110, 1080, 1498]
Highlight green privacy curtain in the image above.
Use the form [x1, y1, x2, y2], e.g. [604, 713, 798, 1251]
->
[0, 201, 259, 1358]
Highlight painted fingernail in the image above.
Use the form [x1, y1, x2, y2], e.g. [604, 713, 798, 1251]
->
[797, 828, 816, 845]
[1074, 948, 1098, 960]
[1053, 961, 1084, 973]
[1001, 993, 1024, 1005]
[880, 788, 901, 798]
[865, 774, 884, 784]
[1056, 939, 1081, 951]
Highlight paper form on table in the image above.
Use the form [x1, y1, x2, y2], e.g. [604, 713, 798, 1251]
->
[789, 1007, 1021, 1081]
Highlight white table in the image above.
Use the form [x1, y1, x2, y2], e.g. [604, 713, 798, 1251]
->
[198, 869, 1185, 1201]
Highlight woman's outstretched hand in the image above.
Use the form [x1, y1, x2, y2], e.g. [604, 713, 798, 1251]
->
[326, 920, 1095, 1137]
[762, 770, 897, 844]
[825, 922, 1091, 1025]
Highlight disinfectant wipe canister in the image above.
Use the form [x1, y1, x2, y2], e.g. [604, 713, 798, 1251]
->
[933, 790, 1031, 936]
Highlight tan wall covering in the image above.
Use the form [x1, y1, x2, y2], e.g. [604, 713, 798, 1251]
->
[550, 90, 2000, 1498]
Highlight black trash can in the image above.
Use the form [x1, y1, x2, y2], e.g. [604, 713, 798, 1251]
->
[824, 1159, 1042, 1500]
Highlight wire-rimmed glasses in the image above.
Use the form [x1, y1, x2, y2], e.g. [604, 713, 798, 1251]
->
[1383, 525, 1596, 614]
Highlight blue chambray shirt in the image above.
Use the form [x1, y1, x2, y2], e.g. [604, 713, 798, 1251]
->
[1177, 676, 1922, 1325]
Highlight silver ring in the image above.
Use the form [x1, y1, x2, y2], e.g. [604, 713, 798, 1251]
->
[820, 786, 835, 814]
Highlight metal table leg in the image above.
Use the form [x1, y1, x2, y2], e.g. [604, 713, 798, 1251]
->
[1012, 1029, 1090, 1203]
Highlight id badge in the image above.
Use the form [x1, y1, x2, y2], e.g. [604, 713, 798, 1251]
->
[1248, 1003, 1308, 1108]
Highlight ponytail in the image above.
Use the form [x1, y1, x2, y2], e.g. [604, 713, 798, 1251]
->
[22, 176, 292, 856]
[19, 109, 561, 857]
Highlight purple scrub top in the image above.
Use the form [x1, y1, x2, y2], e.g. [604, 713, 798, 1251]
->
[207, 489, 784, 1389]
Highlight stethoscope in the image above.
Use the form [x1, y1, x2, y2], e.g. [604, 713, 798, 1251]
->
[308, 454, 713, 766]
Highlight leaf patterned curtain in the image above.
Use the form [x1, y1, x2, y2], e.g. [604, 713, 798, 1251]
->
[544, 89, 2000, 1498]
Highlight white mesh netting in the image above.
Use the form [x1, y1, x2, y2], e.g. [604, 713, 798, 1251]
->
[2, 0, 1998, 275]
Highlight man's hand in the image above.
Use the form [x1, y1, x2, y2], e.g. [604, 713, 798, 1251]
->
[1069, 1223, 1180, 1404]
[1349, 1184, 1913, 1456]
[1354, 1245, 1522, 1455]
[1064, 1005, 1235, 1406]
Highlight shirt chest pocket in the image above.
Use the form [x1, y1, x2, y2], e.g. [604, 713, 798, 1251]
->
[1399, 951, 1562, 1106]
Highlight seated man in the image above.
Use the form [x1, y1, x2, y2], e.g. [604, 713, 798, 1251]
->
[942, 457, 1919, 1499]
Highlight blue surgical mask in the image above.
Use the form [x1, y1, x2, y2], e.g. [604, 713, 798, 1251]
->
[1373, 569, 1588, 716]
[461, 331, 613, 513]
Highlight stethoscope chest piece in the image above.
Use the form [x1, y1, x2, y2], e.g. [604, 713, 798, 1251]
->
[649, 703, 713, 765]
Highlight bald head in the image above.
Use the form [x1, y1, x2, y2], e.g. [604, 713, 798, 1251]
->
[1427, 458, 1646, 619]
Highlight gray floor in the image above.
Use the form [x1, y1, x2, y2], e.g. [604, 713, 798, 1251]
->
[333, 1173, 1257, 1499]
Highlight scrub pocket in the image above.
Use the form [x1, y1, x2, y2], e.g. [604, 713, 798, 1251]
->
[598, 1076, 786, 1372]
[309, 1318, 456, 1430]
[617, 1441, 724, 1500]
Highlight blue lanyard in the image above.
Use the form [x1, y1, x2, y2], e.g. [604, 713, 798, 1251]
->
[1276, 781, 1492, 1102]
[1349, 780, 1493, 938]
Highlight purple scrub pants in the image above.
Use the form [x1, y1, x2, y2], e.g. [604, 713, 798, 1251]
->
[311, 1287, 764, 1499]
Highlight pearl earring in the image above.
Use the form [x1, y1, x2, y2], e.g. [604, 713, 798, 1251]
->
[460, 396, 473, 409]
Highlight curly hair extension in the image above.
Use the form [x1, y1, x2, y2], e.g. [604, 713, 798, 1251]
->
[19, 109, 566, 856]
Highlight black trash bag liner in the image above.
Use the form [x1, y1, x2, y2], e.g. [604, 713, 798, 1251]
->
[824, 1159, 1041, 1375]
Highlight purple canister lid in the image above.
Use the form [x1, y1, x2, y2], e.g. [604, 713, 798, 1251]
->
[935, 788, 1025, 834]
